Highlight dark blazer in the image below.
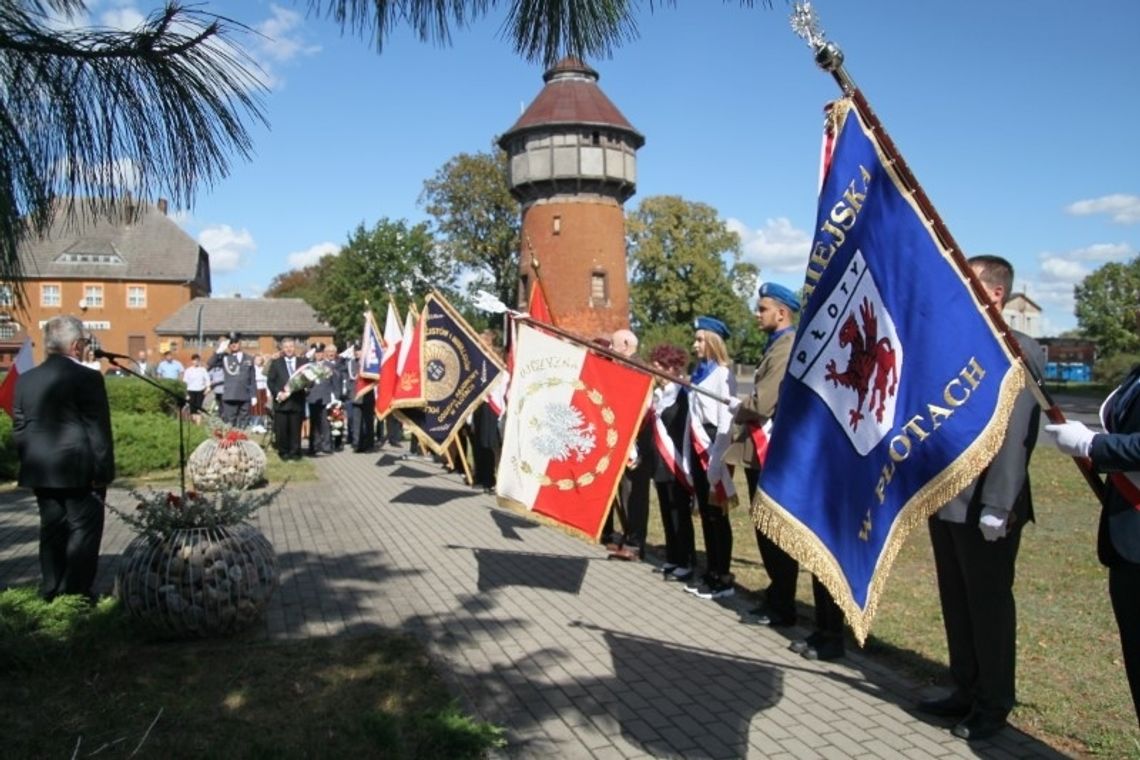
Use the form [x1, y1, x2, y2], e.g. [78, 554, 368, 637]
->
[267, 355, 309, 412]
[13, 354, 115, 488]
[207, 351, 256, 402]
[1090, 365, 1140, 565]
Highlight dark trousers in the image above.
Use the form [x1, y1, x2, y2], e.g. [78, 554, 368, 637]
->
[746, 467, 799, 618]
[1109, 561, 1140, 726]
[36, 488, 105, 599]
[308, 402, 330, 453]
[811, 575, 844, 645]
[353, 400, 376, 452]
[385, 416, 404, 446]
[929, 515, 1023, 717]
[345, 401, 358, 446]
[274, 407, 303, 459]
[618, 464, 652, 549]
[221, 399, 249, 428]
[655, 480, 696, 568]
[692, 460, 733, 578]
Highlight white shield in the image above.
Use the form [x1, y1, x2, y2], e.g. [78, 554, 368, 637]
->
[789, 250, 903, 456]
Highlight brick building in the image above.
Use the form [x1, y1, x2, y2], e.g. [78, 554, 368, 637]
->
[155, 297, 335, 362]
[5, 198, 208, 365]
[499, 58, 643, 338]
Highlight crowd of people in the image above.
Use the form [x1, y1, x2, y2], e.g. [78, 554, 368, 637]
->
[9, 253, 1140, 741]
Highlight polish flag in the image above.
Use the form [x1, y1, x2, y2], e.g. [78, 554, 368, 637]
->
[496, 323, 654, 540]
[527, 279, 555, 325]
[372, 301, 403, 411]
[0, 337, 34, 418]
[387, 303, 424, 412]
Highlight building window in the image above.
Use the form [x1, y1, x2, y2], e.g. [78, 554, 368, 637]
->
[83, 284, 104, 308]
[552, 215, 561, 235]
[41, 283, 61, 307]
[520, 274, 530, 305]
[0, 286, 11, 307]
[0, 321, 18, 340]
[590, 271, 607, 304]
[127, 285, 147, 308]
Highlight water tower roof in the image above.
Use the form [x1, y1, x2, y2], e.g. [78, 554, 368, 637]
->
[500, 56, 644, 147]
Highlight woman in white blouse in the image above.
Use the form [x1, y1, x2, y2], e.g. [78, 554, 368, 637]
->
[683, 315, 738, 601]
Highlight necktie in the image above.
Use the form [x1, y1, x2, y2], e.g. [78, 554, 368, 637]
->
[287, 358, 295, 375]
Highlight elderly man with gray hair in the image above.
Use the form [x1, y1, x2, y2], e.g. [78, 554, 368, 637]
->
[13, 315, 115, 601]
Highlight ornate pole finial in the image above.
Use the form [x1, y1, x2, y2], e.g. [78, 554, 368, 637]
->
[790, 1, 853, 93]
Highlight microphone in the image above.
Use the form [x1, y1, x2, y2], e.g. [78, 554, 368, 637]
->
[93, 348, 132, 362]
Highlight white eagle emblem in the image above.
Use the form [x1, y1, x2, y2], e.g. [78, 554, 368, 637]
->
[529, 402, 596, 461]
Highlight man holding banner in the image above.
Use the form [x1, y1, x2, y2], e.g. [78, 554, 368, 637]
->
[920, 255, 1043, 741]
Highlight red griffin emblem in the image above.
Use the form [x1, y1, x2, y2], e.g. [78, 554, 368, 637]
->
[824, 297, 898, 431]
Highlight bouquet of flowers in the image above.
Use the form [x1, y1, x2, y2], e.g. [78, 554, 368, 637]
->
[284, 361, 332, 395]
[328, 402, 346, 449]
[110, 485, 284, 542]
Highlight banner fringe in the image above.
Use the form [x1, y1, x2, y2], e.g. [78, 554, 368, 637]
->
[751, 363, 1026, 645]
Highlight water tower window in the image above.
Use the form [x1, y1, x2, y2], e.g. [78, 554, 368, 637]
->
[591, 131, 600, 145]
[591, 271, 607, 304]
[552, 216, 561, 235]
[520, 274, 530, 304]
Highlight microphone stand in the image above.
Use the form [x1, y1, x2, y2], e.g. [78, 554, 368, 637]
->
[108, 359, 190, 497]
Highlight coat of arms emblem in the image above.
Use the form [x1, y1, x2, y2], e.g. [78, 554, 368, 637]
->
[789, 250, 904, 456]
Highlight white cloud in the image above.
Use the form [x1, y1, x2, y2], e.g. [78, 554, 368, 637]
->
[725, 216, 812, 275]
[250, 4, 321, 89]
[199, 225, 256, 272]
[1039, 257, 1089, 282]
[1065, 194, 1140, 224]
[98, 6, 146, 31]
[1023, 242, 1136, 333]
[286, 241, 338, 268]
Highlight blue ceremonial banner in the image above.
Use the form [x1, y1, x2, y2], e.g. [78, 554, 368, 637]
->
[395, 292, 506, 455]
[753, 99, 1026, 644]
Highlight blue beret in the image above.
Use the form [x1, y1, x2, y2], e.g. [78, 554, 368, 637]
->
[694, 315, 730, 339]
[757, 282, 801, 313]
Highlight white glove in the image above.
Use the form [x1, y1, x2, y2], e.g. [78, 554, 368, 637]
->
[727, 396, 742, 414]
[1044, 421, 1095, 458]
[978, 505, 1008, 541]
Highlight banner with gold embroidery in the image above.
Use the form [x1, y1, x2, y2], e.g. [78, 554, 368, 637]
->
[395, 293, 505, 454]
[753, 99, 1025, 643]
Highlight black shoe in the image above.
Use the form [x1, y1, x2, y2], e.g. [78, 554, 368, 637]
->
[917, 694, 972, 719]
[788, 633, 823, 655]
[745, 605, 796, 627]
[801, 638, 845, 661]
[951, 710, 1007, 741]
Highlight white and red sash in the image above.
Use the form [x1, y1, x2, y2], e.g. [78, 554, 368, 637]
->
[653, 385, 692, 493]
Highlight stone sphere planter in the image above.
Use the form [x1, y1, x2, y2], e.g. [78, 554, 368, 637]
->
[188, 436, 266, 491]
[114, 523, 278, 637]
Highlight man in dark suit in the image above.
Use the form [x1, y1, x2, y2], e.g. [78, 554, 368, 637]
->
[207, 331, 256, 427]
[1045, 324, 1140, 726]
[267, 338, 308, 460]
[13, 315, 115, 601]
[919, 256, 1043, 741]
[306, 343, 338, 456]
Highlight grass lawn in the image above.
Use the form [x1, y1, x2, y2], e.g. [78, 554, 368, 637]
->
[0, 589, 503, 759]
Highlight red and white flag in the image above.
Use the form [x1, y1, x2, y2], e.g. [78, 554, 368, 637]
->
[496, 323, 654, 540]
[373, 301, 403, 412]
[0, 337, 34, 418]
[388, 303, 424, 411]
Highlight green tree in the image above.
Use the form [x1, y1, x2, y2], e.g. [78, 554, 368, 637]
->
[1, 1, 265, 302]
[626, 195, 755, 356]
[1074, 255, 1140, 357]
[264, 259, 334, 303]
[312, 218, 455, 344]
[420, 150, 520, 308]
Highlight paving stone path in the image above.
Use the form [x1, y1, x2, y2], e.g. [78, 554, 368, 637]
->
[0, 448, 1069, 759]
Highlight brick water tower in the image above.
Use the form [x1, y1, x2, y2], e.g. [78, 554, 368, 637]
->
[498, 57, 644, 337]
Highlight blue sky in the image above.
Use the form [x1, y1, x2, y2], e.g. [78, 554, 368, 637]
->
[77, 1, 1139, 334]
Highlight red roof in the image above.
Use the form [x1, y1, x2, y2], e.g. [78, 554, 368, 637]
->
[500, 57, 644, 146]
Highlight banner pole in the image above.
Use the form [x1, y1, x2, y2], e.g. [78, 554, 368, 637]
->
[791, 1, 1106, 504]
